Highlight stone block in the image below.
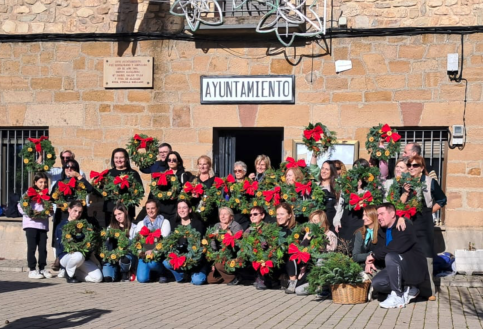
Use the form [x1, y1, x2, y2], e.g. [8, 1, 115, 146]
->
[365, 91, 393, 102]
[170, 60, 193, 72]
[332, 92, 363, 102]
[82, 90, 114, 102]
[172, 105, 191, 127]
[81, 43, 112, 57]
[446, 191, 462, 209]
[238, 104, 257, 127]
[374, 75, 406, 89]
[325, 77, 349, 90]
[447, 162, 466, 174]
[164, 129, 198, 143]
[467, 192, 483, 209]
[394, 89, 433, 101]
[113, 105, 145, 113]
[127, 91, 152, 103]
[3, 91, 34, 103]
[100, 114, 122, 127]
[7, 104, 27, 125]
[297, 92, 330, 104]
[152, 115, 170, 127]
[400, 102, 423, 125]
[30, 77, 62, 90]
[147, 104, 170, 114]
[446, 176, 483, 189]
[398, 45, 426, 59]
[35, 91, 52, 103]
[75, 128, 103, 140]
[270, 59, 294, 75]
[192, 105, 239, 127]
[362, 54, 388, 74]
[0, 77, 29, 90]
[198, 129, 212, 144]
[24, 104, 84, 126]
[164, 73, 189, 91]
[312, 104, 340, 128]
[76, 72, 100, 89]
[388, 60, 411, 73]
[21, 65, 40, 76]
[54, 91, 80, 102]
[340, 103, 401, 127]
[257, 105, 309, 127]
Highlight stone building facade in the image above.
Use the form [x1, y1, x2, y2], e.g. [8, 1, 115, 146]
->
[0, 0, 482, 252]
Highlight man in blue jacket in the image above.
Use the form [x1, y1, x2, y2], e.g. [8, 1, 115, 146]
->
[365, 203, 428, 309]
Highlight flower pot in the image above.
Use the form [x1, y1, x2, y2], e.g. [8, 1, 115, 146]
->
[330, 281, 371, 304]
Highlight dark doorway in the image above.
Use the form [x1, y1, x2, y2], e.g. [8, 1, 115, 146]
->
[213, 128, 284, 177]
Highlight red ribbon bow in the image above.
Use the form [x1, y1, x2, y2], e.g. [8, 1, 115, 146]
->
[243, 180, 258, 196]
[214, 174, 235, 193]
[381, 124, 401, 143]
[303, 125, 323, 141]
[285, 157, 306, 169]
[152, 170, 174, 186]
[27, 187, 50, 204]
[288, 243, 311, 264]
[349, 191, 373, 211]
[252, 260, 274, 276]
[90, 169, 109, 185]
[113, 175, 130, 189]
[396, 207, 417, 218]
[169, 253, 186, 270]
[263, 186, 281, 205]
[295, 181, 312, 196]
[222, 231, 243, 248]
[133, 134, 153, 150]
[28, 136, 48, 153]
[139, 226, 162, 245]
[184, 182, 204, 197]
[58, 178, 76, 196]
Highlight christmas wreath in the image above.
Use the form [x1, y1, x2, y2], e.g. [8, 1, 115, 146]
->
[292, 183, 326, 217]
[258, 169, 283, 189]
[61, 219, 98, 256]
[51, 177, 89, 211]
[286, 223, 329, 264]
[179, 182, 216, 221]
[303, 122, 337, 156]
[179, 182, 205, 202]
[150, 170, 181, 201]
[387, 172, 424, 218]
[99, 228, 131, 264]
[97, 174, 144, 208]
[126, 134, 159, 169]
[203, 227, 244, 273]
[336, 166, 384, 211]
[130, 226, 164, 262]
[239, 223, 286, 276]
[366, 124, 401, 161]
[163, 225, 203, 271]
[20, 187, 53, 218]
[19, 136, 56, 172]
[280, 157, 315, 181]
[89, 169, 110, 190]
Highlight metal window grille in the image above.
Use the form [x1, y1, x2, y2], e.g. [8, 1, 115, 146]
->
[390, 127, 449, 223]
[0, 127, 49, 205]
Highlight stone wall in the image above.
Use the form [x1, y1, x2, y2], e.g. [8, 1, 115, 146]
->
[0, 0, 481, 34]
[0, 34, 482, 249]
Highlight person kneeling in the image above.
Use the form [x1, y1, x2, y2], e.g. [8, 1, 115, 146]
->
[366, 203, 428, 309]
[55, 201, 103, 283]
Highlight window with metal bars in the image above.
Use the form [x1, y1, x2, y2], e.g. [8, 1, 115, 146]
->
[0, 127, 49, 205]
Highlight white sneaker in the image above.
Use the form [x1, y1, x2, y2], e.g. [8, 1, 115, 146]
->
[379, 291, 405, 309]
[58, 268, 66, 278]
[28, 270, 44, 279]
[404, 286, 420, 305]
[40, 269, 53, 279]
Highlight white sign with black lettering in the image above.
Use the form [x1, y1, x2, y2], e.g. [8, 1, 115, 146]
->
[200, 75, 295, 104]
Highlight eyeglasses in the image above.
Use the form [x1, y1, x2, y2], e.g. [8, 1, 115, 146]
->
[335, 167, 341, 170]
[65, 165, 76, 169]
[234, 169, 244, 173]
[407, 163, 421, 168]
[250, 213, 260, 217]
[159, 151, 169, 154]
[167, 158, 178, 163]
[62, 156, 71, 160]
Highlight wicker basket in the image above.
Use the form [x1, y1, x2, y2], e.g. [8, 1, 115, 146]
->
[330, 281, 371, 304]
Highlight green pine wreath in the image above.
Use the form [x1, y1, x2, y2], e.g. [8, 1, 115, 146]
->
[51, 178, 89, 211]
[126, 134, 159, 169]
[203, 227, 244, 273]
[19, 137, 56, 172]
[20, 187, 53, 219]
[163, 225, 202, 271]
[99, 228, 131, 264]
[303, 122, 337, 156]
[150, 170, 181, 201]
[61, 219, 98, 256]
[97, 174, 145, 208]
[365, 124, 402, 161]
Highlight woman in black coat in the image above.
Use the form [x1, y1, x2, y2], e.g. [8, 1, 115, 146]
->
[352, 206, 383, 272]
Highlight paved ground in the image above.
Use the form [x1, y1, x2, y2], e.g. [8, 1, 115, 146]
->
[1, 269, 483, 329]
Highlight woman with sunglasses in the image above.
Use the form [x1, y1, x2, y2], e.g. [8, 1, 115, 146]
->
[159, 151, 193, 226]
[104, 148, 143, 227]
[231, 161, 251, 230]
[407, 155, 446, 301]
[309, 156, 340, 232]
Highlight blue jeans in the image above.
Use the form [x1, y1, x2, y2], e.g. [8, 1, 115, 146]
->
[137, 259, 166, 283]
[162, 260, 207, 285]
[102, 254, 134, 281]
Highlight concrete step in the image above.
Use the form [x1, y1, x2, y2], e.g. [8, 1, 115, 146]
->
[0, 218, 55, 262]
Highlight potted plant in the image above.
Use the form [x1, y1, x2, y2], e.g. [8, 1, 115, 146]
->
[307, 252, 370, 304]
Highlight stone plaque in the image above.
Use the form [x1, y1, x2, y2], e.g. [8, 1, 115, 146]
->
[104, 57, 153, 88]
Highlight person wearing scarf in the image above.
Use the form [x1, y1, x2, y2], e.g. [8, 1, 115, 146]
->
[352, 205, 382, 274]
[135, 200, 171, 283]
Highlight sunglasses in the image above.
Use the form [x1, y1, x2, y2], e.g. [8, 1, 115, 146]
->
[250, 212, 261, 217]
[65, 165, 76, 169]
[335, 167, 341, 170]
[407, 163, 421, 168]
[234, 169, 244, 173]
[167, 158, 178, 163]
[62, 156, 71, 160]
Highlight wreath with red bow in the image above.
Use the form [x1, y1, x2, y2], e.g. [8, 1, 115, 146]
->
[130, 226, 164, 262]
[286, 223, 328, 263]
[387, 172, 424, 218]
[19, 136, 56, 172]
[302, 122, 337, 156]
[280, 157, 315, 182]
[96, 174, 145, 208]
[335, 166, 384, 211]
[150, 170, 181, 201]
[292, 182, 326, 218]
[61, 220, 98, 256]
[179, 182, 216, 221]
[20, 187, 53, 219]
[163, 225, 202, 271]
[238, 223, 286, 276]
[126, 134, 159, 169]
[203, 227, 244, 273]
[51, 177, 89, 211]
[99, 228, 130, 264]
[366, 124, 402, 161]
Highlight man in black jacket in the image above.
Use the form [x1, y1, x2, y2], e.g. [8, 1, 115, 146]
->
[365, 203, 428, 309]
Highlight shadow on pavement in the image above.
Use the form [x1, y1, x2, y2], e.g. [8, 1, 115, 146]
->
[3, 309, 111, 329]
[0, 280, 58, 294]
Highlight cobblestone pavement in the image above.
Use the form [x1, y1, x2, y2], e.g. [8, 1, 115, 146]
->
[1, 271, 483, 329]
